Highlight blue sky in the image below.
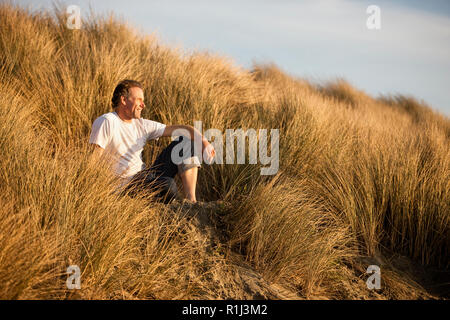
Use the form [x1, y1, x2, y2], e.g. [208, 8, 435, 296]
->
[16, 0, 450, 116]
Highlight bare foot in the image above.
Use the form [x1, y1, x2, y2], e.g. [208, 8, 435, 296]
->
[182, 198, 197, 204]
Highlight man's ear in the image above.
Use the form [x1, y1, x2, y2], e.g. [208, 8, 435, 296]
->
[120, 95, 127, 106]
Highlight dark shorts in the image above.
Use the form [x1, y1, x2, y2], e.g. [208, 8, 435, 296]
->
[122, 136, 201, 203]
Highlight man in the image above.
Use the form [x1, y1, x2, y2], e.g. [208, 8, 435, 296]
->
[89, 79, 215, 203]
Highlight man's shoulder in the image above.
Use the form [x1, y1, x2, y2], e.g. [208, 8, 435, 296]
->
[134, 117, 164, 128]
[93, 112, 118, 125]
[97, 112, 117, 121]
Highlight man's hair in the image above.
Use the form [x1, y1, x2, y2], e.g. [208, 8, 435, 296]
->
[111, 79, 143, 109]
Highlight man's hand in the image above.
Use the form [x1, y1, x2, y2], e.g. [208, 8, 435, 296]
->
[202, 138, 215, 163]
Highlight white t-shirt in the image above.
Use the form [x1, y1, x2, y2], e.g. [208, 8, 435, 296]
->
[89, 111, 166, 179]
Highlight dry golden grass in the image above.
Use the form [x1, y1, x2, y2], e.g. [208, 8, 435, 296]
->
[0, 3, 448, 299]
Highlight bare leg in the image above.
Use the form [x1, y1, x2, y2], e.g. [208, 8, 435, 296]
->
[179, 167, 198, 202]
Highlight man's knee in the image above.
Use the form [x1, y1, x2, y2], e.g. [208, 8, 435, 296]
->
[172, 136, 201, 174]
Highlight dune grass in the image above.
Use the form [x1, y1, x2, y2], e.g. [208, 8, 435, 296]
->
[0, 3, 448, 299]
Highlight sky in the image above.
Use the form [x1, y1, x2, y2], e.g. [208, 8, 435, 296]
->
[15, 0, 450, 116]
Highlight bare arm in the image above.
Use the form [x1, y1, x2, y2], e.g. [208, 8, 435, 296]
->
[162, 125, 215, 161]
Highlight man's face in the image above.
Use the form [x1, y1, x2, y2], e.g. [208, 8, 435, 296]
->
[123, 87, 145, 119]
